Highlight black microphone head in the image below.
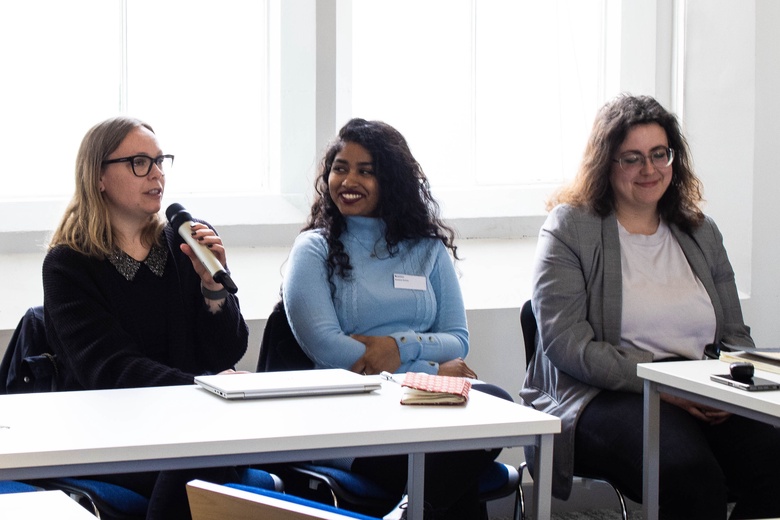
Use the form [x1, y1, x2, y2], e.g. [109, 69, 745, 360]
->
[165, 203, 192, 228]
[165, 203, 185, 222]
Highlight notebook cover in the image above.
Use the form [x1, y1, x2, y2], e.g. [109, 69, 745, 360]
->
[400, 372, 471, 405]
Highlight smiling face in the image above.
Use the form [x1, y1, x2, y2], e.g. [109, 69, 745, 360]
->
[99, 126, 165, 225]
[610, 123, 673, 218]
[327, 141, 381, 217]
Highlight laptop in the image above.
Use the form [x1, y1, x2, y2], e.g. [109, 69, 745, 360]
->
[194, 368, 381, 400]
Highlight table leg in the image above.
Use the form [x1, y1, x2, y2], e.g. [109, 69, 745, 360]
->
[407, 452, 425, 520]
[530, 434, 553, 520]
[532, 433, 554, 520]
[643, 379, 660, 520]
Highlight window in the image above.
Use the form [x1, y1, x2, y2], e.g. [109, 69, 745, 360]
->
[0, 0, 670, 239]
[0, 1, 119, 199]
[126, 1, 269, 197]
[0, 0, 268, 201]
[350, 0, 606, 190]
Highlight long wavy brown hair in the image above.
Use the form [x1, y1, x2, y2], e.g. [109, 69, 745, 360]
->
[549, 94, 704, 233]
[305, 118, 458, 280]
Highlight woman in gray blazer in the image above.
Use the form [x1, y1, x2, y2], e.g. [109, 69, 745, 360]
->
[520, 94, 780, 519]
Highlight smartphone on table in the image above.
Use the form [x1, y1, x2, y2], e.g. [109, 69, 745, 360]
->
[710, 374, 780, 392]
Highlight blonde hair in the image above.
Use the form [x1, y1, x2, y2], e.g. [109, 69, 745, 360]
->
[49, 116, 165, 257]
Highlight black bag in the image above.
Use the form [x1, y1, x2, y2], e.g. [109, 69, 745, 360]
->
[0, 306, 58, 393]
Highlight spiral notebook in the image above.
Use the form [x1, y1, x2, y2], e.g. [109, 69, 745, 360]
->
[194, 369, 381, 400]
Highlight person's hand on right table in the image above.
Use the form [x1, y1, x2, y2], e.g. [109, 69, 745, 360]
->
[661, 393, 731, 425]
[437, 358, 477, 379]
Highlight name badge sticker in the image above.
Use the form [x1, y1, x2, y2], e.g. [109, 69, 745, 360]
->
[394, 273, 427, 291]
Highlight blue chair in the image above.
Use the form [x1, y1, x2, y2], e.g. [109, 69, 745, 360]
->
[0, 306, 151, 519]
[1, 308, 283, 520]
[36, 468, 280, 520]
[257, 301, 523, 519]
[283, 463, 398, 513]
[239, 467, 284, 492]
[38, 478, 149, 519]
[0, 481, 40, 494]
[286, 460, 520, 519]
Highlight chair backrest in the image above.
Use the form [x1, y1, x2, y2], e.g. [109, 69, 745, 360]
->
[517, 299, 635, 515]
[0, 306, 58, 394]
[187, 480, 380, 520]
[0, 481, 40, 494]
[257, 300, 315, 372]
[520, 300, 537, 369]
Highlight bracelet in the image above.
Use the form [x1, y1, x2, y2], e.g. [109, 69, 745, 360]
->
[201, 283, 228, 300]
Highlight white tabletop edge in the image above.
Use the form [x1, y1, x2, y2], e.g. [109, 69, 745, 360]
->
[0, 382, 560, 473]
[0, 489, 97, 519]
[637, 359, 780, 415]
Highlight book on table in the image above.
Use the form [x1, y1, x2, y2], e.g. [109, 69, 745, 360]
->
[400, 372, 471, 405]
[719, 347, 780, 376]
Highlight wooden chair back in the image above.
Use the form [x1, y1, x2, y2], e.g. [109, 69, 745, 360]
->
[187, 480, 378, 520]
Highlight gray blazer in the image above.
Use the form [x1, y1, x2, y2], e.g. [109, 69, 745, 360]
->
[519, 204, 752, 499]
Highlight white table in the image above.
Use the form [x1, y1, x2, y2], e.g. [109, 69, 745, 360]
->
[638, 359, 780, 520]
[0, 379, 560, 520]
[0, 490, 96, 519]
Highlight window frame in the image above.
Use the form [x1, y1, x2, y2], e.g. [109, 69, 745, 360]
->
[0, 0, 681, 252]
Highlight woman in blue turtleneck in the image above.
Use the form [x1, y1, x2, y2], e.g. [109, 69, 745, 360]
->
[283, 118, 492, 519]
[285, 214, 469, 374]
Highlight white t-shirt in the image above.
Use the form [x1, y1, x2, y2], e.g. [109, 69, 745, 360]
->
[618, 219, 716, 360]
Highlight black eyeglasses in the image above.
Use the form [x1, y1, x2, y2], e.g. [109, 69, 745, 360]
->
[102, 154, 174, 177]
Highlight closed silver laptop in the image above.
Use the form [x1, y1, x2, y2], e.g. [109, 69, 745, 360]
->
[194, 368, 381, 400]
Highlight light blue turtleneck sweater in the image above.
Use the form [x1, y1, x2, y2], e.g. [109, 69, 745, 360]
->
[282, 216, 469, 374]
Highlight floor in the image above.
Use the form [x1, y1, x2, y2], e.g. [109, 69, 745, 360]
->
[492, 511, 642, 520]
[549, 512, 643, 520]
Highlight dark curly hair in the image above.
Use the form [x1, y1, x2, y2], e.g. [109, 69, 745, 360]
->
[549, 94, 704, 233]
[304, 118, 458, 280]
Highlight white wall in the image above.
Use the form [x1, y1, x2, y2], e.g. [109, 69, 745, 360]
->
[683, 0, 755, 289]
[681, 0, 780, 346]
[742, 0, 780, 345]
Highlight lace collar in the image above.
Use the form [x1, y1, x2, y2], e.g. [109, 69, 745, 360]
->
[108, 243, 168, 281]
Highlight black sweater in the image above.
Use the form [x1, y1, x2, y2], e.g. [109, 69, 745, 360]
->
[42, 224, 248, 391]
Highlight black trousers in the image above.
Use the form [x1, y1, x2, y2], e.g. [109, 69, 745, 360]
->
[351, 384, 510, 520]
[575, 390, 780, 520]
[352, 449, 498, 520]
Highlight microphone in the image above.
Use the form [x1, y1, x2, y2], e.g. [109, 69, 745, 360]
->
[165, 203, 238, 294]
